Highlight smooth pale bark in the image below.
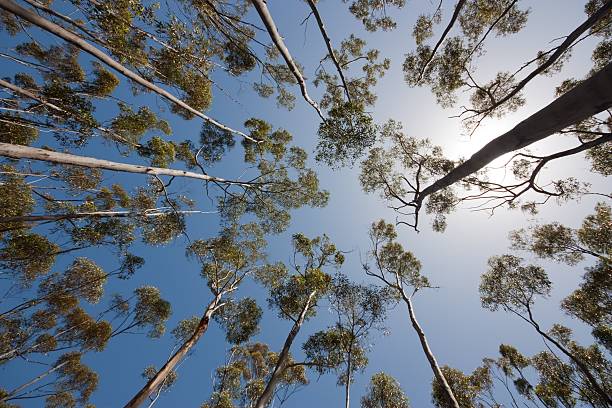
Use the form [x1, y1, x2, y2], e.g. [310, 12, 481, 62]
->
[1, 360, 70, 402]
[254, 291, 316, 408]
[399, 288, 460, 408]
[250, 0, 325, 120]
[414, 61, 612, 209]
[344, 344, 352, 408]
[124, 295, 222, 408]
[0, 78, 66, 113]
[305, 0, 351, 102]
[0, 210, 209, 224]
[0, 142, 252, 186]
[0, 0, 257, 142]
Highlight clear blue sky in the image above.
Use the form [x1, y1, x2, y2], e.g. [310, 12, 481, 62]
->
[0, 0, 606, 407]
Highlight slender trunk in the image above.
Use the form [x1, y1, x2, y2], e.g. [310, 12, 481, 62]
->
[344, 344, 352, 408]
[0, 142, 251, 186]
[0, 0, 256, 142]
[527, 312, 612, 406]
[1, 360, 69, 401]
[414, 61, 612, 210]
[0, 210, 209, 224]
[416, 0, 467, 83]
[254, 291, 316, 408]
[304, 0, 351, 102]
[400, 290, 460, 408]
[250, 0, 325, 120]
[123, 294, 222, 408]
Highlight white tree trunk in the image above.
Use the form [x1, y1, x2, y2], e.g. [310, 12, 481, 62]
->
[0, 142, 251, 186]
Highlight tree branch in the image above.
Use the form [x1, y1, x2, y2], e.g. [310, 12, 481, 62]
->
[0, 0, 258, 142]
[412, 61, 612, 216]
[250, 0, 325, 120]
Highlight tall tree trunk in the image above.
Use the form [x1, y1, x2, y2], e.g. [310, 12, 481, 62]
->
[414, 61, 612, 210]
[124, 294, 222, 408]
[344, 343, 352, 408]
[250, 0, 325, 120]
[400, 289, 460, 408]
[0, 0, 256, 142]
[0, 142, 250, 186]
[0, 210, 208, 224]
[254, 291, 316, 408]
[304, 0, 351, 102]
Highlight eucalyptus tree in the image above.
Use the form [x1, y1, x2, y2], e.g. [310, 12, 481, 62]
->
[125, 223, 269, 408]
[0, 257, 171, 406]
[366, 220, 461, 408]
[200, 342, 308, 408]
[430, 365, 494, 408]
[251, 0, 392, 166]
[481, 341, 611, 408]
[469, 202, 612, 406]
[0, 0, 330, 406]
[479, 230, 612, 405]
[510, 202, 611, 346]
[361, 372, 411, 408]
[252, 233, 344, 408]
[303, 275, 392, 408]
[360, 0, 612, 230]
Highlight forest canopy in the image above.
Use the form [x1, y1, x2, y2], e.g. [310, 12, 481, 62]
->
[0, 0, 610, 407]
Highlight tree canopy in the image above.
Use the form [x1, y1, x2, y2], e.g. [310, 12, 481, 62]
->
[0, 0, 609, 407]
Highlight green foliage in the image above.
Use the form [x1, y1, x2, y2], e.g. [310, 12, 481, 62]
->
[0, 115, 39, 145]
[343, 0, 407, 31]
[368, 220, 429, 290]
[188, 223, 267, 293]
[510, 202, 611, 264]
[0, 232, 59, 284]
[431, 366, 492, 408]
[133, 286, 172, 338]
[361, 372, 410, 408]
[214, 298, 262, 344]
[40, 257, 107, 306]
[561, 260, 611, 328]
[84, 62, 120, 97]
[201, 343, 307, 408]
[459, 0, 529, 41]
[219, 119, 328, 233]
[480, 254, 551, 313]
[51, 352, 98, 406]
[315, 34, 390, 111]
[111, 104, 171, 147]
[303, 326, 368, 384]
[404, 0, 529, 115]
[304, 273, 392, 389]
[316, 102, 378, 167]
[0, 166, 34, 233]
[262, 233, 343, 321]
